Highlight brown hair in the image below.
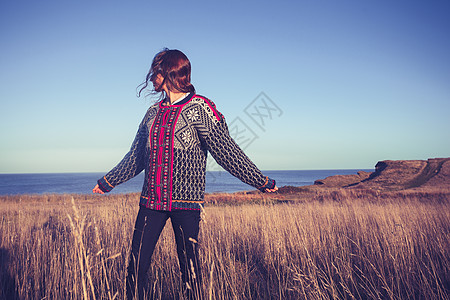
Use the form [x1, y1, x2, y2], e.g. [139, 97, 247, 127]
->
[138, 48, 195, 97]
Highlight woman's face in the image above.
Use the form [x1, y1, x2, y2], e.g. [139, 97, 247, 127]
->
[151, 73, 165, 92]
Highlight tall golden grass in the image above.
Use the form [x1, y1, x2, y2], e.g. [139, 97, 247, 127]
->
[0, 191, 448, 299]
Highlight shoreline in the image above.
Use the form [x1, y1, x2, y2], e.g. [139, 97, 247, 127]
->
[1, 185, 448, 206]
[1, 158, 449, 202]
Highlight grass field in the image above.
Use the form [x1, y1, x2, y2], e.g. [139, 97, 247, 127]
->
[0, 190, 449, 299]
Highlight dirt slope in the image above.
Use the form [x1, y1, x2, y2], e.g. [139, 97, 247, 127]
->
[313, 158, 450, 191]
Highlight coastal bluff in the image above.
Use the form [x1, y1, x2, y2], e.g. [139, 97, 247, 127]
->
[313, 158, 450, 191]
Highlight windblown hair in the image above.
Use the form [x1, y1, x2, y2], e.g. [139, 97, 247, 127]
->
[138, 48, 195, 98]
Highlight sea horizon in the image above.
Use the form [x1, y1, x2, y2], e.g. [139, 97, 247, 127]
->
[0, 168, 373, 174]
[0, 169, 374, 196]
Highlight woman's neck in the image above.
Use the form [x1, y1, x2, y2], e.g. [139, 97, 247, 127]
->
[166, 90, 187, 104]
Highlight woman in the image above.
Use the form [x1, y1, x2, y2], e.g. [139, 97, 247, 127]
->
[93, 48, 277, 299]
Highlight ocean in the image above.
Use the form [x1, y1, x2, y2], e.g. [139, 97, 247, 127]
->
[0, 170, 372, 196]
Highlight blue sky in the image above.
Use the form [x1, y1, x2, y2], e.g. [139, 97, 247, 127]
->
[1, 0, 449, 173]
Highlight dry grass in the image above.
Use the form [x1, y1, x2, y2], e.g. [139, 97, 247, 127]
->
[0, 191, 449, 299]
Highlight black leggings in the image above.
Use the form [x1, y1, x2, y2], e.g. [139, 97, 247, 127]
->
[126, 207, 202, 300]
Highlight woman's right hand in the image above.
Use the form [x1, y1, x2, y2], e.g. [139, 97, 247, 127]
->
[92, 184, 105, 194]
[265, 185, 279, 193]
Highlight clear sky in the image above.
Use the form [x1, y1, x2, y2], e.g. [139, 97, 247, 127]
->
[1, 0, 449, 173]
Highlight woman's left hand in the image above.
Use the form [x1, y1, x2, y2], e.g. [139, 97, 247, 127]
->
[92, 184, 105, 194]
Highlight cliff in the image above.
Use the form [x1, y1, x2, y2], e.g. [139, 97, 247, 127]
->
[313, 158, 450, 191]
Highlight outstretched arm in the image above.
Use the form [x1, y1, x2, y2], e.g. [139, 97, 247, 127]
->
[93, 105, 157, 194]
[194, 97, 277, 192]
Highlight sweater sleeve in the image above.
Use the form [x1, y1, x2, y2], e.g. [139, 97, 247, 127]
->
[195, 97, 275, 191]
[97, 108, 154, 193]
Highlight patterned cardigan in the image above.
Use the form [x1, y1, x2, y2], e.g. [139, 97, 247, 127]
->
[97, 93, 276, 211]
